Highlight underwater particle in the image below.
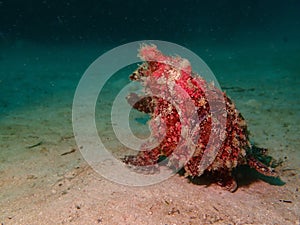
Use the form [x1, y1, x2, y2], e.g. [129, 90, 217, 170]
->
[26, 141, 43, 149]
[123, 44, 278, 192]
[60, 148, 76, 156]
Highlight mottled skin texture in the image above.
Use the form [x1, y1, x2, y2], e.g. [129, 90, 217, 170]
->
[123, 45, 277, 192]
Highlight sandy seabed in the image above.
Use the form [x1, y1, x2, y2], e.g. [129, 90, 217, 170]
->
[0, 41, 299, 225]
